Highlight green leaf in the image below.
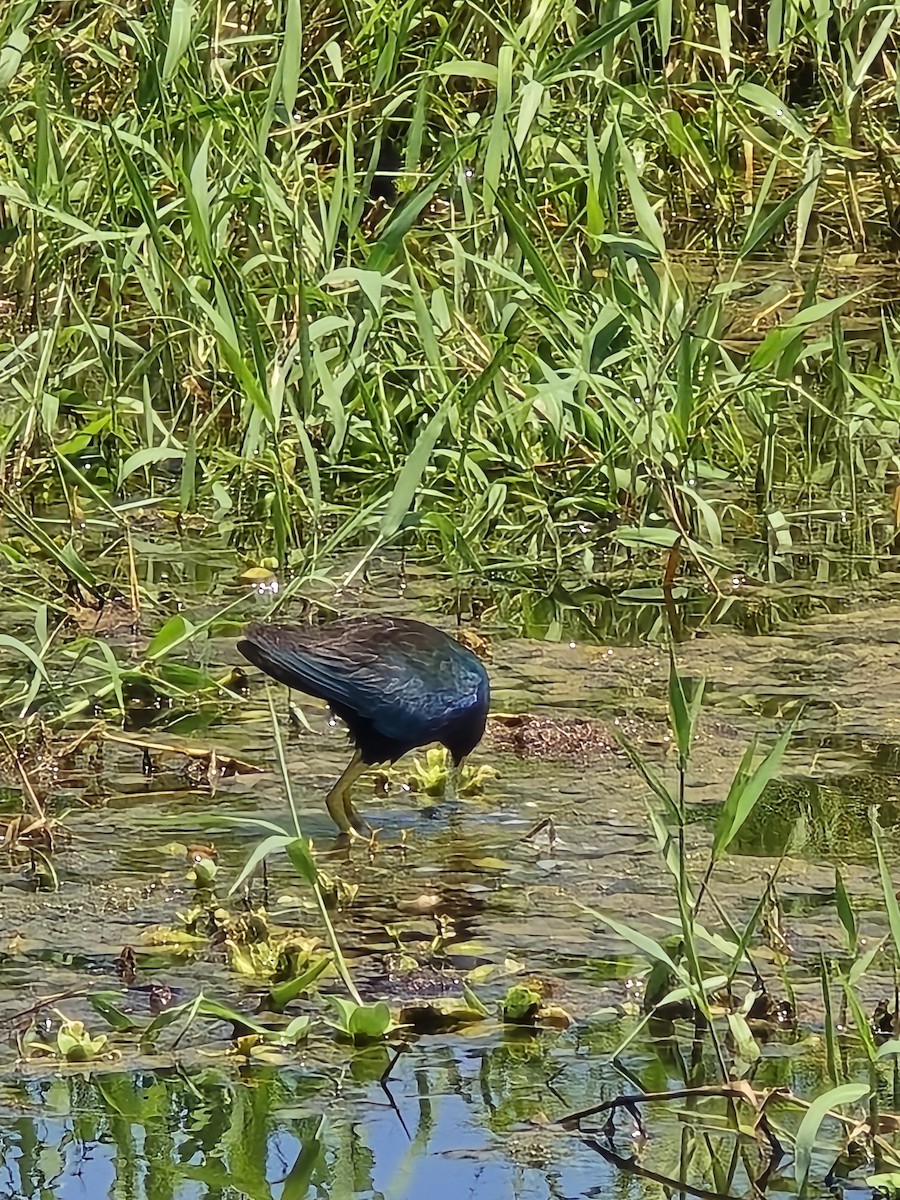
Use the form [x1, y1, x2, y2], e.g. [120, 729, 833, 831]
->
[872, 814, 900, 958]
[577, 902, 685, 980]
[95, 641, 125, 713]
[867, 1175, 900, 1191]
[433, 60, 499, 81]
[4, 503, 97, 591]
[794, 1083, 869, 1187]
[281, 1131, 324, 1200]
[186, 129, 212, 263]
[749, 325, 802, 372]
[88, 992, 140, 1033]
[366, 141, 469, 274]
[714, 2, 732, 74]
[850, 10, 895, 94]
[141, 995, 202, 1044]
[377, 403, 449, 540]
[162, 0, 195, 81]
[612, 526, 680, 549]
[782, 294, 854, 331]
[146, 614, 190, 659]
[483, 44, 513, 210]
[617, 132, 666, 258]
[544, 0, 659, 76]
[597, 233, 660, 260]
[195, 997, 274, 1038]
[286, 838, 318, 888]
[656, 0, 672, 56]
[348, 1001, 392, 1040]
[55, 433, 94, 457]
[656, 914, 738, 960]
[834, 868, 857, 952]
[0, 634, 52, 688]
[154, 663, 215, 692]
[118, 446, 185, 487]
[267, 958, 331, 1013]
[324, 997, 393, 1041]
[500, 984, 542, 1022]
[740, 178, 815, 260]
[618, 735, 680, 824]
[280, 1014, 312, 1044]
[680, 484, 722, 548]
[727, 1011, 760, 1065]
[326, 995, 357, 1033]
[793, 145, 821, 266]
[738, 84, 808, 140]
[645, 803, 688, 893]
[841, 973, 879, 1062]
[846, 939, 883, 988]
[667, 652, 705, 766]
[229, 835, 294, 896]
[712, 724, 793, 860]
[0, 30, 29, 92]
[462, 983, 489, 1017]
[495, 194, 565, 310]
[280, 0, 302, 114]
[59, 540, 97, 589]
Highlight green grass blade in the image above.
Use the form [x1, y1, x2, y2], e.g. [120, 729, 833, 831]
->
[163, 0, 195, 81]
[794, 1083, 869, 1188]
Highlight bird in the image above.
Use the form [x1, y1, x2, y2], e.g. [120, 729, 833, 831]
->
[237, 615, 490, 835]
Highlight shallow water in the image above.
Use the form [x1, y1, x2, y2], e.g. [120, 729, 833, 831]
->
[2, 552, 900, 1199]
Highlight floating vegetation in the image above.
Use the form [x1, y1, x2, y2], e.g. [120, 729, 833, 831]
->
[403, 746, 498, 797]
[24, 1016, 114, 1065]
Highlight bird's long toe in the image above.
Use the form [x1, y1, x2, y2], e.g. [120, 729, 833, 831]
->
[342, 795, 371, 836]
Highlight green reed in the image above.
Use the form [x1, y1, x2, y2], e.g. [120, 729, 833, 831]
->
[0, 0, 898, 601]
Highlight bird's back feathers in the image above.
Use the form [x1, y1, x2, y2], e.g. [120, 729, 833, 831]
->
[238, 616, 489, 763]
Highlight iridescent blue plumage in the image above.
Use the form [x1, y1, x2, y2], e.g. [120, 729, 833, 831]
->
[237, 615, 490, 834]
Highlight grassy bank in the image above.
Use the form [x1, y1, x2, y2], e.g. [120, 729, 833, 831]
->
[1, 0, 899, 594]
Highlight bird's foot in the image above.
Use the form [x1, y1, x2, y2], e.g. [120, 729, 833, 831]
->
[323, 832, 353, 857]
[345, 802, 372, 837]
[324, 825, 378, 856]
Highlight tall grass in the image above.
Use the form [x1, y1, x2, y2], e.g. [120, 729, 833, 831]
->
[0, 0, 899, 593]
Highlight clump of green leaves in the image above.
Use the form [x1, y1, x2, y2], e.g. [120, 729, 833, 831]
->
[500, 984, 543, 1023]
[325, 998, 397, 1044]
[25, 1015, 112, 1063]
[405, 748, 497, 797]
[188, 850, 218, 888]
[499, 982, 572, 1028]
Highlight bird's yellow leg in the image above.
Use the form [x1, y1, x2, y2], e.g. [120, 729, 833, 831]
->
[325, 751, 369, 835]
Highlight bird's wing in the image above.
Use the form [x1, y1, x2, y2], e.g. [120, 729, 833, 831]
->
[238, 622, 462, 719]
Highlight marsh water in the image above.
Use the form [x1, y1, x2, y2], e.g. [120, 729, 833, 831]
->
[3, 532, 900, 1200]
